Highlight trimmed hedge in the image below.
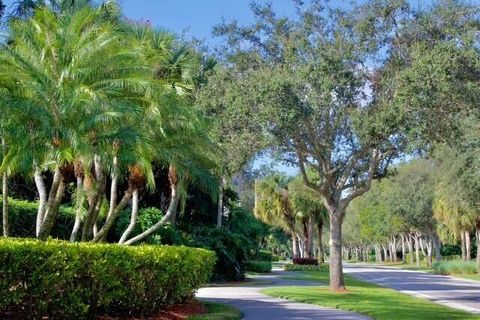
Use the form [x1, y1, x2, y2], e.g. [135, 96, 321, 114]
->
[0, 197, 74, 238]
[254, 250, 273, 261]
[293, 257, 318, 265]
[245, 260, 273, 273]
[433, 260, 478, 275]
[0, 238, 215, 319]
[284, 263, 328, 272]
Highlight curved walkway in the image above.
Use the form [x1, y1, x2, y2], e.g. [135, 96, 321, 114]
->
[344, 263, 480, 314]
[196, 269, 370, 320]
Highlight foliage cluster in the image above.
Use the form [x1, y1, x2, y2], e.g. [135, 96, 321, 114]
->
[244, 260, 272, 273]
[433, 261, 478, 275]
[0, 238, 215, 319]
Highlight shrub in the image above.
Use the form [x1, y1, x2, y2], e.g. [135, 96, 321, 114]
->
[254, 250, 273, 261]
[293, 257, 318, 265]
[0, 197, 74, 238]
[284, 263, 328, 272]
[0, 238, 215, 319]
[245, 260, 272, 273]
[433, 260, 478, 275]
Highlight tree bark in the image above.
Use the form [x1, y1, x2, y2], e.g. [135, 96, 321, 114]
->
[329, 212, 345, 291]
[34, 166, 48, 237]
[217, 176, 225, 227]
[306, 215, 314, 259]
[401, 234, 406, 263]
[382, 244, 388, 262]
[476, 221, 480, 270]
[407, 235, 414, 264]
[38, 177, 66, 240]
[119, 189, 139, 244]
[461, 230, 466, 261]
[2, 170, 8, 237]
[414, 235, 421, 266]
[426, 238, 433, 267]
[92, 190, 132, 242]
[433, 232, 442, 262]
[465, 230, 471, 261]
[70, 176, 84, 242]
[317, 219, 324, 264]
[292, 232, 300, 259]
[82, 155, 107, 241]
[123, 184, 179, 245]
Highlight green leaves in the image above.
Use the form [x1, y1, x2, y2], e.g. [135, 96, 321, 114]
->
[0, 238, 216, 318]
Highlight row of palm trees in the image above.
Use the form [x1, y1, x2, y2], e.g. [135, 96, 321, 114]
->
[254, 174, 328, 262]
[0, 1, 219, 243]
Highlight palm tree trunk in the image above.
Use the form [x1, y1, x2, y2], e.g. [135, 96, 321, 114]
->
[306, 215, 314, 259]
[92, 190, 132, 242]
[414, 235, 421, 266]
[217, 176, 225, 227]
[34, 166, 48, 237]
[70, 176, 84, 242]
[119, 189, 139, 244]
[38, 177, 66, 240]
[465, 230, 471, 261]
[317, 219, 324, 264]
[82, 155, 106, 241]
[461, 230, 466, 261]
[2, 171, 8, 237]
[124, 183, 179, 245]
[292, 233, 300, 258]
[476, 221, 480, 270]
[407, 234, 414, 264]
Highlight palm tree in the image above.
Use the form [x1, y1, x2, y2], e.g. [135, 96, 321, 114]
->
[254, 174, 300, 258]
[0, 3, 152, 240]
[289, 176, 328, 261]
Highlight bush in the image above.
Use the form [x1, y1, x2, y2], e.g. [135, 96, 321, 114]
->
[284, 263, 328, 272]
[293, 257, 318, 265]
[433, 260, 478, 275]
[0, 238, 215, 319]
[254, 250, 273, 261]
[0, 197, 74, 238]
[245, 260, 272, 273]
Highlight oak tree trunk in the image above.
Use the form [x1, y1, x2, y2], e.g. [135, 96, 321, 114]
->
[329, 213, 345, 291]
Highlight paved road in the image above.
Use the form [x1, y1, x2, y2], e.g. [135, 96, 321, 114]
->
[196, 270, 370, 320]
[344, 264, 480, 314]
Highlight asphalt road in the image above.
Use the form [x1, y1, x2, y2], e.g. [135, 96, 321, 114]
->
[196, 270, 370, 320]
[344, 263, 480, 314]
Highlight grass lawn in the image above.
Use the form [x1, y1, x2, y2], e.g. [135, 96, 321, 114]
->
[374, 262, 480, 282]
[188, 302, 242, 320]
[263, 270, 480, 320]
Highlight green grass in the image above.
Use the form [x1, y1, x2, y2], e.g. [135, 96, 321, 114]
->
[189, 302, 242, 320]
[263, 270, 480, 320]
[453, 273, 480, 281]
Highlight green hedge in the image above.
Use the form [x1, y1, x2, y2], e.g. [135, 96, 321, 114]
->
[433, 260, 478, 275]
[0, 238, 215, 319]
[0, 197, 74, 238]
[254, 250, 273, 261]
[245, 260, 272, 273]
[283, 263, 329, 272]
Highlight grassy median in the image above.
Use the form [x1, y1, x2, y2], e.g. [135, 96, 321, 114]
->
[263, 270, 480, 320]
